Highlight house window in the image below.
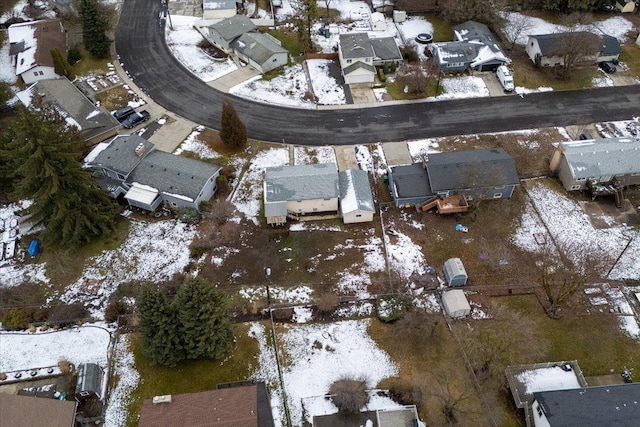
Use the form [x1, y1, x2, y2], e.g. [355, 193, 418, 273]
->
[39, 71, 44, 75]
[346, 59, 352, 64]
[576, 177, 586, 182]
[356, 214, 362, 218]
[493, 193, 502, 199]
[570, 185, 581, 190]
[272, 58, 277, 62]
[324, 198, 331, 201]
[33, 72, 38, 76]
[536, 405, 543, 417]
[531, 42, 534, 47]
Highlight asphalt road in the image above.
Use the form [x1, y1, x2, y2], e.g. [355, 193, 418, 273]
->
[116, 0, 640, 145]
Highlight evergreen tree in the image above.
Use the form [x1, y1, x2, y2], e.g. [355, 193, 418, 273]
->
[138, 286, 183, 367]
[6, 107, 115, 247]
[51, 48, 75, 80]
[291, 0, 318, 53]
[176, 277, 234, 360]
[79, 0, 111, 58]
[220, 99, 247, 149]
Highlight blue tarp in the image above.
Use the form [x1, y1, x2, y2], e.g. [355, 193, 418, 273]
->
[27, 240, 40, 257]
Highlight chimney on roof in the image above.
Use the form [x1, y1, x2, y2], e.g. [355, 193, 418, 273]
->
[152, 395, 172, 405]
[135, 143, 146, 157]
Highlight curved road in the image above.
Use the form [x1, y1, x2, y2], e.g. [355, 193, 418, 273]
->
[116, 0, 640, 145]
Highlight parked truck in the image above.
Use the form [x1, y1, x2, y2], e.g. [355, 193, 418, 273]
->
[496, 65, 514, 92]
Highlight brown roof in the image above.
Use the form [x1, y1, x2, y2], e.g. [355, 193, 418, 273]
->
[0, 394, 77, 427]
[139, 386, 260, 427]
[33, 19, 67, 69]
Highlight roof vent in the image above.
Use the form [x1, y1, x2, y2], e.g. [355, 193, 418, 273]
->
[152, 395, 172, 405]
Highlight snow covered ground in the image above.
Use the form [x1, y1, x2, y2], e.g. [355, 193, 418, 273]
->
[250, 319, 400, 425]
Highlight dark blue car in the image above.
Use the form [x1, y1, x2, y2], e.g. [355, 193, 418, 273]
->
[122, 110, 150, 129]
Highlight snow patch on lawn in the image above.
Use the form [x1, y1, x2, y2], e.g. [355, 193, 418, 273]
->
[104, 335, 140, 427]
[173, 126, 221, 159]
[230, 64, 314, 108]
[435, 76, 489, 100]
[307, 59, 346, 105]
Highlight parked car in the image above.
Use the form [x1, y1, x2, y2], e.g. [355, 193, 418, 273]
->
[496, 65, 514, 92]
[122, 110, 150, 129]
[579, 132, 593, 140]
[599, 61, 616, 74]
[112, 106, 135, 122]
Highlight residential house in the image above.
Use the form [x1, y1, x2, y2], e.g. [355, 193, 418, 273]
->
[138, 382, 275, 427]
[388, 148, 520, 207]
[369, 11, 387, 31]
[338, 33, 401, 85]
[616, 0, 638, 13]
[203, 15, 288, 73]
[532, 383, 640, 426]
[525, 32, 619, 67]
[206, 15, 257, 53]
[203, 0, 237, 19]
[8, 19, 67, 84]
[339, 168, 375, 223]
[0, 394, 77, 427]
[430, 21, 509, 72]
[75, 363, 104, 402]
[550, 137, 640, 191]
[86, 134, 221, 211]
[231, 32, 288, 73]
[16, 77, 120, 145]
[264, 163, 340, 224]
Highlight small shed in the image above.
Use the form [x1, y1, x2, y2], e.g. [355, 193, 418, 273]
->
[443, 257, 467, 287]
[75, 363, 104, 401]
[393, 10, 406, 23]
[369, 12, 387, 31]
[442, 289, 471, 318]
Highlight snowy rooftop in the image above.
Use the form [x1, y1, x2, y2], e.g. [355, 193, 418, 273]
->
[506, 362, 586, 408]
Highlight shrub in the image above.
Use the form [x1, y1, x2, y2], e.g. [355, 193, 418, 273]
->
[388, 379, 424, 412]
[316, 293, 340, 314]
[378, 69, 386, 82]
[177, 207, 200, 225]
[105, 300, 129, 323]
[329, 376, 370, 414]
[0, 372, 7, 381]
[272, 307, 294, 321]
[67, 47, 82, 65]
[1, 308, 30, 330]
[28, 324, 37, 333]
[58, 360, 72, 374]
[376, 296, 406, 323]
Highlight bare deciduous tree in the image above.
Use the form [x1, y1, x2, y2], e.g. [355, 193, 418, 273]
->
[552, 13, 599, 79]
[503, 12, 532, 50]
[425, 369, 472, 425]
[329, 375, 370, 414]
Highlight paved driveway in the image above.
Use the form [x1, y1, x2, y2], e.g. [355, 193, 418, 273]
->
[333, 145, 359, 171]
[382, 142, 412, 165]
[207, 65, 261, 93]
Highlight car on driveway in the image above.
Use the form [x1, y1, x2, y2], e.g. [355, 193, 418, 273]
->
[599, 61, 616, 74]
[112, 106, 135, 122]
[122, 110, 150, 129]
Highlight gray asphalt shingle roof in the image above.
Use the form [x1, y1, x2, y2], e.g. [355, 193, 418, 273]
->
[453, 20, 503, 54]
[529, 32, 602, 57]
[89, 134, 154, 177]
[128, 151, 221, 200]
[339, 169, 374, 214]
[339, 33, 374, 59]
[209, 15, 256, 42]
[390, 163, 433, 199]
[370, 37, 402, 61]
[343, 61, 375, 75]
[561, 137, 640, 179]
[601, 34, 622, 56]
[18, 78, 120, 142]
[231, 32, 287, 65]
[426, 148, 519, 191]
[264, 163, 339, 202]
[534, 383, 640, 426]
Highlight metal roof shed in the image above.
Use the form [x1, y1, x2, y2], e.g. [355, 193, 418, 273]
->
[442, 289, 471, 318]
[444, 257, 467, 287]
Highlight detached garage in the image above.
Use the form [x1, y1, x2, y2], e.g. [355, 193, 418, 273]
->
[444, 257, 468, 287]
[442, 289, 471, 319]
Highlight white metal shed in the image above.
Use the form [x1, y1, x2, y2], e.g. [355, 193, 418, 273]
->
[442, 289, 471, 319]
[444, 257, 468, 287]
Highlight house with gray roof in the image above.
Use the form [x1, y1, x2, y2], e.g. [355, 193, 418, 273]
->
[231, 32, 288, 73]
[429, 21, 509, 72]
[206, 15, 256, 53]
[264, 163, 340, 225]
[87, 135, 221, 211]
[388, 148, 520, 207]
[16, 77, 120, 145]
[532, 383, 640, 427]
[525, 32, 619, 67]
[339, 169, 375, 223]
[338, 33, 401, 85]
[550, 137, 640, 192]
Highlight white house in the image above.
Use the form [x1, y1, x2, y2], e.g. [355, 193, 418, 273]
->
[339, 169, 375, 223]
[8, 19, 67, 84]
[202, 0, 237, 19]
[525, 33, 619, 67]
[231, 32, 288, 73]
[338, 33, 401, 85]
[87, 135, 221, 211]
[369, 12, 387, 31]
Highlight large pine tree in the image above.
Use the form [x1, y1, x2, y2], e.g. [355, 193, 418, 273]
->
[79, 0, 111, 58]
[176, 277, 234, 360]
[137, 277, 234, 366]
[220, 99, 247, 149]
[6, 107, 115, 247]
